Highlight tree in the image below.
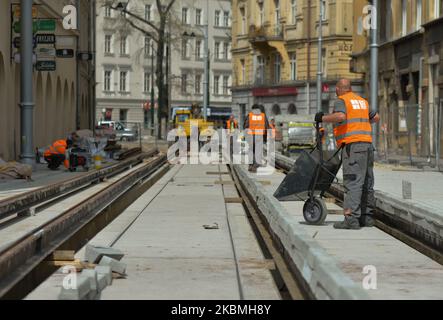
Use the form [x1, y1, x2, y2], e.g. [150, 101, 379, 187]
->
[103, 0, 176, 139]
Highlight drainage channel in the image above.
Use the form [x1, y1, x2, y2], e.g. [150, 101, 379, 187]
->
[0, 154, 169, 300]
[228, 165, 308, 300]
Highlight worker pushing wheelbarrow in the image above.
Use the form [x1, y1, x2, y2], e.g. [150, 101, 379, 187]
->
[273, 122, 342, 225]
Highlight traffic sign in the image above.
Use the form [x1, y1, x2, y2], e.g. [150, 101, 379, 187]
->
[35, 34, 56, 44]
[13, 37, 37, 49]
[56, 49, 74, 58]
[36, 61, 56, 71]
[36, 47, 56, 58]
[77, 52, 94, 61]
[13, 19, 56, 33]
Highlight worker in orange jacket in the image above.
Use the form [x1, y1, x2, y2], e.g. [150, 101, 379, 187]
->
[316, 78, 380, 230]
[44, 139, 72, 170]
[244, 104, 270, 172]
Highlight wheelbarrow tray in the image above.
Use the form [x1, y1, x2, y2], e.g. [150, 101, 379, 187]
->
[274, 148, 341, 201]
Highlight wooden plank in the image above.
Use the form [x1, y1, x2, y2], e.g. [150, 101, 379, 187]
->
[47, 250, 75, 261]
[225, 197, 243, 204]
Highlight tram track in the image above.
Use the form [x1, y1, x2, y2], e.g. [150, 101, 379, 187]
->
[0, 150, 169, 299]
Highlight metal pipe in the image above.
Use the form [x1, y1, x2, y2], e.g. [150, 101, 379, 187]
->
[20, 0, 35, 165]
[316, 0, 323, 113]
[307, 0, 311, 114]
[150, 41, 155, 136]
[370, 0, 379, 149]
[91, 0, 97, 132]
[203, 0, 209, 121]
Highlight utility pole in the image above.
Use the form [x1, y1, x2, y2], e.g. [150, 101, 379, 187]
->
[203, 0, 209, 121]
[370, 0, 379, 149]
[316, 0, 323, 113]
[20, 0, 35, 165]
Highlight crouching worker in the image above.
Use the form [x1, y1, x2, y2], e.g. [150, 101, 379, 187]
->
[44, 139, 72, 170]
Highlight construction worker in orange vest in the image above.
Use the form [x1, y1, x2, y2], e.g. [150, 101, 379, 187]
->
[44, 139, 72, 170]
[315, 78, 380, 230]
[226, 115, 239, 134]
[244, 104, 270, 172]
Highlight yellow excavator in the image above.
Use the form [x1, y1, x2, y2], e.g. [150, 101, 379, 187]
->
[174, 105, 215, 139]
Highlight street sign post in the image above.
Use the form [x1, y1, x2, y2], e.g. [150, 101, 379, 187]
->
[13, 37, 37, 49]
[13, 19, 56, 33]
[35, 34, 56, 44]
[13, 5, 38, 18]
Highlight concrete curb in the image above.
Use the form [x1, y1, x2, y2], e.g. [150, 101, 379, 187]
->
[233, 165, 370, 300]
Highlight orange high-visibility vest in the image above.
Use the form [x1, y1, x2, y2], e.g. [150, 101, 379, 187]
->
[247, 112, 266, 135]
[227, 119, 238, 131]
[44, 140, 67, 157]
[333, 92, 373, 146]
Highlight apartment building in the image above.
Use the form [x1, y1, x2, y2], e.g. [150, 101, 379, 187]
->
[231, 0, 362, 125]
[96, 0, 233, 127]
[352, 0, 443, 159]
[0, 0, 95, 161]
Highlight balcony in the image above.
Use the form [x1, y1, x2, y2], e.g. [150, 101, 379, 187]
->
[248, 24, 284, 44]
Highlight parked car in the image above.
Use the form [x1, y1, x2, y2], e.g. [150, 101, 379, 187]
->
[97, 121, 138, 141]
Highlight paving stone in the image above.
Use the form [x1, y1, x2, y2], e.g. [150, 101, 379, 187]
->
[58, 275, 91, 300]
[85, 245, 124, 263]
[99, 256, 127, 275]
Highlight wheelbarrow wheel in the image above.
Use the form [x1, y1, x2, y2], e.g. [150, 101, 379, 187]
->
[303, 197, 328, 225]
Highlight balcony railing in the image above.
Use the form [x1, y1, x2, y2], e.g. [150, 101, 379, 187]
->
[248, 23, 284, 42]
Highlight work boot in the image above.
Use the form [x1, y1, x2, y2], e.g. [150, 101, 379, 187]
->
[333, 216, 361, 230]
[359, 215, 375, 228]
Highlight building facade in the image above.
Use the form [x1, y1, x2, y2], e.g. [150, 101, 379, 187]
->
[231, 0, 363, 126]
[352, 0, 443, 160]
[95, 0, 233, 127]
[0, 0, 95, 161]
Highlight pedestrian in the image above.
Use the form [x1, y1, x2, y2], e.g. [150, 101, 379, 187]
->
[226, 114, 239, 161]
[315, 78, 380, 230]
[244, 104, 270, 172]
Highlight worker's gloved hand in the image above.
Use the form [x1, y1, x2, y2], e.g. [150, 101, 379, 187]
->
[315, 112, 324, 123]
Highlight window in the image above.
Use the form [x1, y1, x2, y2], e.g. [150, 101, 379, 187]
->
[223, 42, 229, 60]
[215, 10, 221, 27]
[240, 8, 246, 34]
[274, 54, 281, 84]
[181, 73, 188, 94]
[401, 0, 407, 36]
[145, 4, 152, 21]
[214, 42, 220, 60]
[385, 0, 392, 40]
[288, 103, 297, 114]
[195, 74, 202, 94]
[213, 75, 220, 94]
[240, 59, 246, 84]
[257, 55, 264, 84]
[195, 40, 203, 59]
[223, 75, 230, 95]
[144, 72, 151, 93]
[182, 7, 189, 24]
[105, 35, 112, 54]
[119, 109, 128, 122]
[291, 0, 297, 24]
[416, 0, 422, 30]
[275, 0, 280, 24]
[119, 71, 128, 92]
[105, 6, 112, 17]
[435, 0, 441, 18]
[223, 11, 230, 27]
[196, 8, 202, 25]
[321, 0, 327, 21]
[182, 39, 190, 59]
[272, 104, 281, 115]
[290, 53, 297, 80]
[120, 36, 128, 55]
[259, 3, 264, 26]
[144, 37, 152, 56]
[322, 49, 327, 77]
[104, 70, 112, 91]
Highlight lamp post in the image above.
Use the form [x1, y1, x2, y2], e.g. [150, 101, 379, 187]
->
[316, 0, 323, 113]
[370, 0, 379, 151]
[150, 41, 155, 136]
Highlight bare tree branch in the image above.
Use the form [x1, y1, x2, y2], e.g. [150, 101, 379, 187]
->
[109, 5, 160, 33]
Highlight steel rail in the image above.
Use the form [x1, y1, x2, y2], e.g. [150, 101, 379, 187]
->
[0, 153, 167, 299]
[0, 148, 158, 220]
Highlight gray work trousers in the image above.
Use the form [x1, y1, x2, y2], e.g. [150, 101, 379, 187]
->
[342, 142, 375, 218]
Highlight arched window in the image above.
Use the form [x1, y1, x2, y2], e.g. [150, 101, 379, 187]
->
[272, 104, 281, 115]
[288, 103, 297, 114]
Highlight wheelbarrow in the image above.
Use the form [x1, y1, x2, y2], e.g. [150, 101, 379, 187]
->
[273, 122, 342, 225]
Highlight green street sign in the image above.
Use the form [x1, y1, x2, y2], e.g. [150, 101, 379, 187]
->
[13, 19, 56, 33]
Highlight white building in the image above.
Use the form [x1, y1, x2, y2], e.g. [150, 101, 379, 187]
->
[95, 0, 233, 127]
